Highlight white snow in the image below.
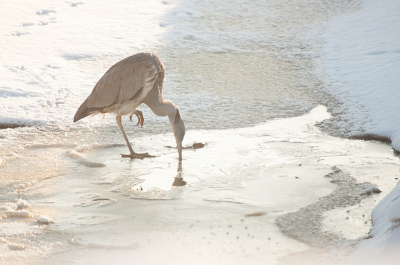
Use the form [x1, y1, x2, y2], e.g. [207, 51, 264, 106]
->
[0, 0, 176, 126]
[323, 0, 400, 149]
[37, 216, 53, 224]
[349, 181, 400, 265]
[323, 0, 400, 262]
[5, 210, 33, 219]
[1, 200, 32, 219]
[16, 199, 31, 210]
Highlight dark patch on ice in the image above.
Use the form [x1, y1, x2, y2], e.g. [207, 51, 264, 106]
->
[350, 134, 391, 144]
[276, 168, 379, 263]
[350, 134, 400, 156]
[192, 142, 205, 149]
[121, 152, 155, 159]
[277, 167, 376, 264]
[166, 142, 206, 149]
[361, 186, 382, 196]
[0, 123, 26, 129]
[317, 120, 399, 155]
[92, 198, 110, 201]
[245, 211, 266, 217]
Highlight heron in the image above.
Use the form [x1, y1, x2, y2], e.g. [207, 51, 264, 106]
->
[73, 53, 185, 160]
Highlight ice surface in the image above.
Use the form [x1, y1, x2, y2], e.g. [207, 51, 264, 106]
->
[1, 106, 399, 265]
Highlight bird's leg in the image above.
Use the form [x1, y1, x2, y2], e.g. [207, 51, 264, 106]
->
[129, 110, 144, 127]
[116, 116, 154, 159]
[116, 115, 134, 154]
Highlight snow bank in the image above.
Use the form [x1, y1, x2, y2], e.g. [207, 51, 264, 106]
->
[323, 0, 400, 150]
[323, 1, 400, 262]
[0, 0, 176, 126]
[350, 180, 400, 264]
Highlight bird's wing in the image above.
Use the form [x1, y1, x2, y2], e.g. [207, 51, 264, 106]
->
[86, 57, 158, 109]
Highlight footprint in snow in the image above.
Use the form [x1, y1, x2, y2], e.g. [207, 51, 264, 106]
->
[36, 9, 56, 15]
[11, 31, 30, 36]
[21, 22, 35, 27]
[70, 2, 84, 7]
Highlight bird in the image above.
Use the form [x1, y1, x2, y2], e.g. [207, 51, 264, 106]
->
[73, 53, 185, 160]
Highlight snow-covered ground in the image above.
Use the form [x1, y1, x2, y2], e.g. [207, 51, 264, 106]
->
[349, 181, 400, 265]
[0, 0, 175, 127]
[322, 0, 400, 148]
[321, 0, 400, 262]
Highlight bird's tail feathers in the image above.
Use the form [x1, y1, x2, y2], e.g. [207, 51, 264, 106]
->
[74, 99, 95, 122]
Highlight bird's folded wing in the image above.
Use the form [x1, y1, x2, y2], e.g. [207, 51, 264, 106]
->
[87, 57, 158, 109]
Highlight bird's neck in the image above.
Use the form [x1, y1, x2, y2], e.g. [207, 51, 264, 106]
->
[147, 99, 177, 119]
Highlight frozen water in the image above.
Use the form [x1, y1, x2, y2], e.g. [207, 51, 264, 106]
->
[2, 106, 400, 264]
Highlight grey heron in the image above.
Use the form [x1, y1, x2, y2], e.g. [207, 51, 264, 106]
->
[73, 53, 185, 160]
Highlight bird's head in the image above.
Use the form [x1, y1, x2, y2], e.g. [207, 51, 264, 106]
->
[169, 108, 185, 160]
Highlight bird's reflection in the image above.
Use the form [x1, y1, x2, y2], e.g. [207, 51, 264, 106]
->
[172, 160, 186, 187]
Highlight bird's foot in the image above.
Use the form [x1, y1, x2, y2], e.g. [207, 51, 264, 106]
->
[129, 110, 144, 127]
[121, 152, 155, 159]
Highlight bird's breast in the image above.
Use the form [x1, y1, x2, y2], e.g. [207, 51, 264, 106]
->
[103, 86, 151, 116]
[100, 70, 157, 117]
[103, 99, 142, 116]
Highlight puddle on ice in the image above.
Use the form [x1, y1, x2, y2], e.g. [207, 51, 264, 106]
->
[1, 106, 400, 265]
